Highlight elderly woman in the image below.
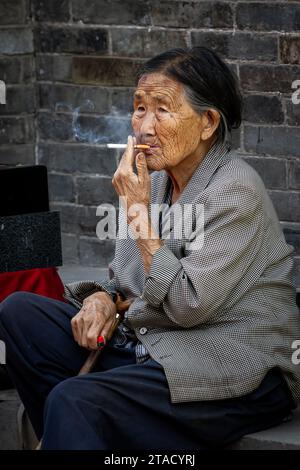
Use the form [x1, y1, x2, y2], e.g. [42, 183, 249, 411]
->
[0, 47, 299, 450]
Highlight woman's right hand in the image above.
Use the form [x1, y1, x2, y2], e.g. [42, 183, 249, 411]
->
[71, 291, 117, 350]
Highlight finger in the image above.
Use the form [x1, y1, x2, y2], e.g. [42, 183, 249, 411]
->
[135, 152, 149, 185]
[101, 313, 121, 341]
[76, 316, 86, 347]
[80, 319, 91, 349]
[71, 317, 79, 343]
[100, 318, 116, 342]
[86, 317, 106, 350]
[119, 135, 135, 171]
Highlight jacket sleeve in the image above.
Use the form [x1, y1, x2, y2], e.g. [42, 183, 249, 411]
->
[63, 257, 118, 307]
[140, 183, 265, 327]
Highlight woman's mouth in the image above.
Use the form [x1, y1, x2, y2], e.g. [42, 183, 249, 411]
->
[145, 146, 160, 155]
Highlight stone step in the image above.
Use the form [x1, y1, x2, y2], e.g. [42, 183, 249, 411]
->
[0, 390, 21, 450]
[230, 408, 300, 450]
[0, 391, 299, 450]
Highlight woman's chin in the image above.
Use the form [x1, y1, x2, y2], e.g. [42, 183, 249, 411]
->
[145, 155, 164, 171]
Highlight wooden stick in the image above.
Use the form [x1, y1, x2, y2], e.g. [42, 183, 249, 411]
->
[79, 296, 133, 375]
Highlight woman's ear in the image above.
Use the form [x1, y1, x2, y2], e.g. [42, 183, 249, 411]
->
[200, 109, 221, 141]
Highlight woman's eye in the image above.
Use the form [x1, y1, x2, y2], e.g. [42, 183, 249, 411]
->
[137, 106, 145, 112]
[158, 107, 168, 113]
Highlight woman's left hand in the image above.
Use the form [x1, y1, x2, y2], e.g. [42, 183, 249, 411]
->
[112, 135, 151, 223]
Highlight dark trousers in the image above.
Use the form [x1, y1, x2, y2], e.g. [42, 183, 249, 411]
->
[0, 291, 295, 450]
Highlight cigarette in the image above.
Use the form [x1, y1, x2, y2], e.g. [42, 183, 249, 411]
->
[107, 143, 150, 150]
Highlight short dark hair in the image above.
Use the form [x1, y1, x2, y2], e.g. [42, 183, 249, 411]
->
[137, 47, 242, 144]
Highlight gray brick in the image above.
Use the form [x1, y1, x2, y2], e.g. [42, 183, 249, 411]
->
[0, 144, 35, 166]
[243, 156, 287, 190]
[22, 55, 34, 83]
[242, 95, 284, 124]
[0, 57, 21, 84]
[268, 190, 300, 223]
[0, 117, 34, 144]
[34, 26, 108, 54]
[282, 223, 300, 256]
[38, 84, 110, 114]
[150, 1, 233, 29]
[236, 3, 300, 32]
[61, 232, 79, 265]
[0, 28, 33, 54]
[73, 57, 145, 87]
[1, 86, 36, 115]
[79, 237, 115, 267]
[51, 202, 99, 236]
[39, 143, 117, 175]
[77, 176, 117, 206]
[230, 127, 241, 151]
[286, 99, 300, 126]
[111, 28, 188, 58]
[0, 0, 27, 25]
[38, 112, 74, 142]
[0, 56, 34, 84]
[111, 88, 134, 115]
[36, 55, 73, 83]
[240, 65, 300, 93]
[48, 173, 75, 202]
[288, 159, 300, 190]
[72, 0, 151, 26]
[227, 62, 238, 79]
[280, 36, 300, 65]
[33, 0, 70, 22]
[191, 31, 278, 62]
[244, 126, 300, 158]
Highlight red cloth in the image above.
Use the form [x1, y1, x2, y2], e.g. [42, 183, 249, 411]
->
[0, 267, 66, 303]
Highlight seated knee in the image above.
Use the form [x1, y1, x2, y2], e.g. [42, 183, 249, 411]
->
[45, 377, 78, 411]
[0, 291, 35, 327]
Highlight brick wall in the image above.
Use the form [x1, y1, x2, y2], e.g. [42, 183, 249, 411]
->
[0, 0, 35, 166]
[0, 0, 299, 285]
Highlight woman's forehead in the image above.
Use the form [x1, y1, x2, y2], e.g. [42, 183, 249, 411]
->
[135, 73, 183, 100]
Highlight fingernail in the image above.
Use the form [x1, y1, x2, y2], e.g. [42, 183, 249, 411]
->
[97, 335, 105, 348]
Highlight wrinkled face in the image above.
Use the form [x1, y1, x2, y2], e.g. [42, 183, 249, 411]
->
[131, 72, 204, 171]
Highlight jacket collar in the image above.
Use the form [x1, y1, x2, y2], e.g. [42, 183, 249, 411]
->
[153, 140, 231, 207]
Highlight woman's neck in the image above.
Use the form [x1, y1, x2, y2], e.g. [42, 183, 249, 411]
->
[166, 138, 216, 200]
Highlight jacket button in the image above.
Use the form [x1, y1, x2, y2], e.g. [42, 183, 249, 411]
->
[122, 326, 129, 333]
[139, 327, 148, 335]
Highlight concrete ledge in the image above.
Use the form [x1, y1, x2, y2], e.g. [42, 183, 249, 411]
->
[229, 408, 300, 450]
[0, 389, 299, 450]
[0, 389, 21, 450]
[58, 264, 108, 283]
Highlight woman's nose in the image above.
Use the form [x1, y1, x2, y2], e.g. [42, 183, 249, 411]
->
[140, 111, 156, 136]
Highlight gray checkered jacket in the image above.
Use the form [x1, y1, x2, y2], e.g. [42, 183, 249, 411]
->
[66, 141, 300, 404]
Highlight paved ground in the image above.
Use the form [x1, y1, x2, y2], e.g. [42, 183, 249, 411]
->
[58, 265, 108, 283]
[0, 264, 299, 450]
